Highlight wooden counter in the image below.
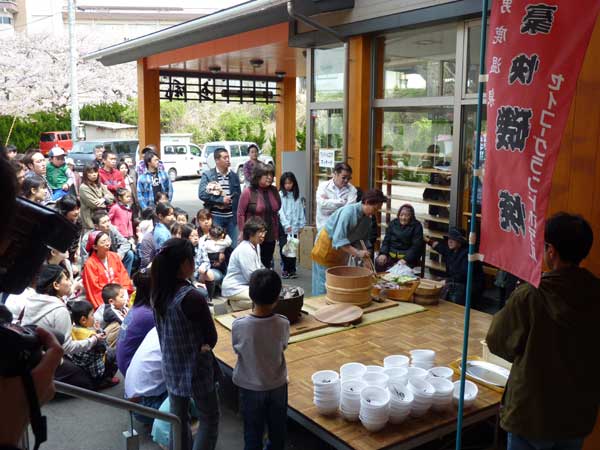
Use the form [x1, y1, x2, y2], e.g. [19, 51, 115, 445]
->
[213, 300, 501, 450]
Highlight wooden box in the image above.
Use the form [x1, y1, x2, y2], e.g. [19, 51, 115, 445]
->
[298, 226, 317, 270]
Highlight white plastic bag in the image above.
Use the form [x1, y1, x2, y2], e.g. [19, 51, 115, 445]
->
[387, 261, 414, 276]
[282, 235, 299, 258]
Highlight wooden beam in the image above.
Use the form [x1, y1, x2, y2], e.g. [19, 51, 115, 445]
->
[137, 59, 161, 156]
[346, 35, 371, 191]
[275, 76, 296, 182]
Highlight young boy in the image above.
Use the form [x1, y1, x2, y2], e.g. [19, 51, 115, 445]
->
[102, 283, 129, 348]
[174, 207, 189, 224]
[46, 147, 73, 201]
[70, 300, 119, 388]
[232, 269, 289, 450]
[205, 224, 232, 273]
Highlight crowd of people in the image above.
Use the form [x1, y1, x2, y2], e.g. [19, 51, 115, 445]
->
[1, 143, 307, 450]
[1, 140, 600, 450]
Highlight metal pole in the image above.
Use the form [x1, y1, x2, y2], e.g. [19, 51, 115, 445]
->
[68, 0, 79, 143]
[54, 381, 182, 450]
[455, 1, 489, 449]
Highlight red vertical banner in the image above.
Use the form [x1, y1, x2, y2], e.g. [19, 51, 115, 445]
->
[480, 1, 600, 287]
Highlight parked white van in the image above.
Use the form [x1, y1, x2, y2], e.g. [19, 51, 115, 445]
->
[161, 134, 204, 181]
[202, 141, 274, 182]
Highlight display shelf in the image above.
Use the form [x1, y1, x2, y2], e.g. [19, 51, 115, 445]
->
[374, 179, 451, 191]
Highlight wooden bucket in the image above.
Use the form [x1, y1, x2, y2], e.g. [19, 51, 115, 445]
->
[414, 279, 444, 305]
[325, 266, 373, 307]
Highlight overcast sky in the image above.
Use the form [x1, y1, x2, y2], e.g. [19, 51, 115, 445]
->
[76, 0, 248, 12]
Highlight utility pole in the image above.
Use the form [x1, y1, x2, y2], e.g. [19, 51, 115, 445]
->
[68, 0, 79, 142]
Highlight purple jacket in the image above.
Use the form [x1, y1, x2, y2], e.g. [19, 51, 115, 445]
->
[116, 305, 155, 375]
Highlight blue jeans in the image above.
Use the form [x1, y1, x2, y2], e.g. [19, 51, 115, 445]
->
[239, 384, 287, 450]
[169, 390, 219, 450]
[52, 188, 69, 201]
[134, 392, 168, 424]
[122, 249, 135, 276]
[508, 433, 584, 450]
[212, 215, 238, 250]
[311, 262, 327, 296]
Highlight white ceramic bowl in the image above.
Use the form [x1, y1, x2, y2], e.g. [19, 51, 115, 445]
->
[362, 372, 390, 388]
[312, 370, 339, 385]
[428, 366, 454, 381]
[408, 377, 435, 397]
[429, 377, 454, 396]
[315, 404, 339, 415]
[383, 366, 408, 379]
[365, 365, 385, 373]
[406, 367, 428, 379]
[383, 355, 410, 368]
[411, 361, 434, 370]
[340, 408, 360, 421]
[341, 379, 366, 394]
[453, 380, 479, 408]
[410, 349, 436, 361]
[360, 386, 391, 407]
[340, 362, 367, 381]
[359, 416, 388, 432]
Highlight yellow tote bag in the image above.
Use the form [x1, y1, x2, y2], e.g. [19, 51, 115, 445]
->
[311, 228, 347, 267]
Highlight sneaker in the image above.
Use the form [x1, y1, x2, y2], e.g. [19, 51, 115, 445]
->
[281, 271, 290, 279]
[97, 376, 120, 390]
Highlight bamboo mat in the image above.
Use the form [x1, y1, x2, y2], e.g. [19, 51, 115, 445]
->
[215, 297, 425, 344]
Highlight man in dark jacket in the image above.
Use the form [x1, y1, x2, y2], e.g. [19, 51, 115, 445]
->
[486, 213, 600, 450]
[198, 148, 241, 247]
[426, 227, 483, 305]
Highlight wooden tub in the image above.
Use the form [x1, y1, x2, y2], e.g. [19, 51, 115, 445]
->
[325, 266, 373, 307]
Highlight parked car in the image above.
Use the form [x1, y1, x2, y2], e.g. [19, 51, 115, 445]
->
[202, 141, 274, 182]
[160, 134, 204, 181]
[69, 139, 138, 171]
[39, 131, 73, 155]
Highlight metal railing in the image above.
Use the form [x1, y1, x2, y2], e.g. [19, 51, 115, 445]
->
[54, 381, 182, 450]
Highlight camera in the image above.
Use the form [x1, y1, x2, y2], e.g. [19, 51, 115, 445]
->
[0, 323, 43, 377]
[0, 197, 78, 294]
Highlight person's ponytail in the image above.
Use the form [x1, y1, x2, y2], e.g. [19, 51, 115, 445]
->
[150, 238, 195, 317]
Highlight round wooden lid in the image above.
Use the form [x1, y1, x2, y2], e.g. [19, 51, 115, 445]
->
[313, 304, 363, 325]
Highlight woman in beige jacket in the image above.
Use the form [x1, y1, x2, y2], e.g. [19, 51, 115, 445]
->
[79, 163, 114, 231]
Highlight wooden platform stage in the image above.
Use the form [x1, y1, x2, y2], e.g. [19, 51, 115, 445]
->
[212, 300, 501, 450]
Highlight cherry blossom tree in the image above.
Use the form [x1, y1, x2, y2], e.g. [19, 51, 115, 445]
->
[0, 32, 136, 116]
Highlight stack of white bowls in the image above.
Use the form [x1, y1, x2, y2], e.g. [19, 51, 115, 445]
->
[339, 379, 366, 421]
[383, 354, 410, 369]
[428, 377, 454, 412]
[384, 366, 408, 388]
[387, 382, 413, 424]
[340, 362, 367, 382]
[406, 366, 428, 380]
[410, 349, 436, 370]
[407, 377, 435, 417]
[362, 371, 389, 389]
[312, 370, 340, 415]
[427, 366, 454, 381]
[453, 380, 479, 409]
[359, 386, 390, 432]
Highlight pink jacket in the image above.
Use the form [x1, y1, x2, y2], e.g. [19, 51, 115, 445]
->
[109, 202, 133, 238]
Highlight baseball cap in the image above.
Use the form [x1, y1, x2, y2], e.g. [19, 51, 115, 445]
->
[49, 146, 66, 157]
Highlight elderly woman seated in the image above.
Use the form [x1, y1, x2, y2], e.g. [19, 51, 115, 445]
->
[221, 217, 266, 311]
[375, 203, 424, 272]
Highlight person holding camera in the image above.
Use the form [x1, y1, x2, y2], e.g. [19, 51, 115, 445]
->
[21, 264, 103, 390]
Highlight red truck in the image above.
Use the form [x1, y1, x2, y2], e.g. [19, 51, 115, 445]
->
[39, 131, 73, 155]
